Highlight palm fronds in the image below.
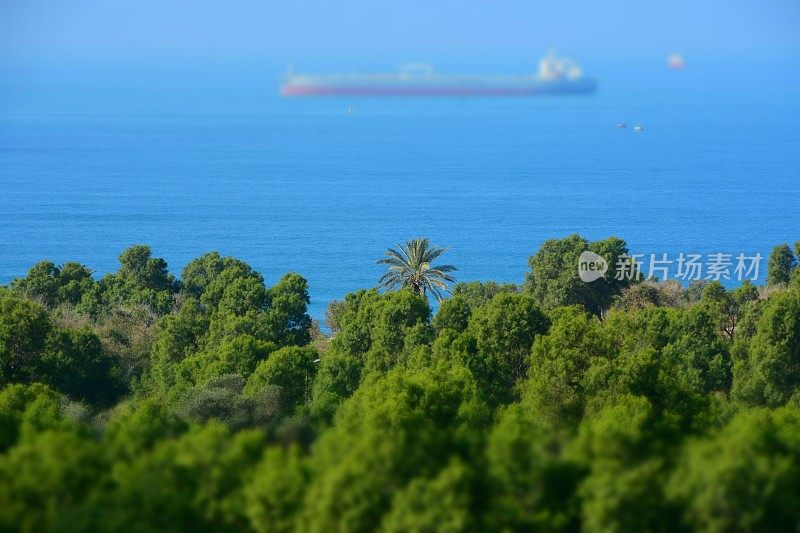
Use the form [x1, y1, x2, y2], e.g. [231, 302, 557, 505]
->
[377, 238, 457, 301]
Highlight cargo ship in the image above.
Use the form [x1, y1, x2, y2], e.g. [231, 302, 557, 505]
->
[281, 52, 596, 97]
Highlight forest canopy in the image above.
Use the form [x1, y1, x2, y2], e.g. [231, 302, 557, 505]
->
[1, 236, 800, 532]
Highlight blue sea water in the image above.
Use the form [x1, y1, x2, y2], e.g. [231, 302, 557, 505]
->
[1, 58, 799, 319]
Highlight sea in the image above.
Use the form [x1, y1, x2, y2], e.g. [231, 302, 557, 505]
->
[2, 56, 799, 320]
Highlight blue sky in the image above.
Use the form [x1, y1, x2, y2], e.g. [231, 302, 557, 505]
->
[1, 0, 797, 112]
[2, 0, 798, 61]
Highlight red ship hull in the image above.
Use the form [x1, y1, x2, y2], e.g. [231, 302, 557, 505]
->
[281, 85, 591, 97]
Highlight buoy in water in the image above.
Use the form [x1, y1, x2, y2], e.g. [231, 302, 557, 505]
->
[668, 53, 685, 70]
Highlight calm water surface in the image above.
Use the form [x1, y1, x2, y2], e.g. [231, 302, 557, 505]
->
[2, 74, 799, 318]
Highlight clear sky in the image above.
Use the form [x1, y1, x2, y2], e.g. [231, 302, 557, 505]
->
[2, 0, 798, 62]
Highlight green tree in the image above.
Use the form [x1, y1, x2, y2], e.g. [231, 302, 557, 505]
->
[203, 273, 311, 350]
[93, 423, 264, 531]
[245, 445, 308, 533]
[97, 245, 178, 314]
[0, 383, 79, 452]
[732, 290, 800, 407]
[573, 395, 680, 532]
[698, 280, 759, 339]
[0, 293, 121, 404]
[486, 403, 582, 531]
[264, 273, 312, 347]
[0, 293, 51, 386]
[524, 234, 631, 314]
[450, 281, 517, 309]
[199, 258, 265, 312]
[11, 260, 95, 307]
[310, 351, 363, 423]
[181, 252, 258, 300]
[325, 289, 430, 375]
[150, 297, 210, 392]
[524, 305, 613, 429]
[467, 293, 549, 404]
[767, 243, 796, 286]
[245, 346, 318, 410]
[117, 244, 176, 293]
[104, 398, 187, 460]
[302, 365, 486, 533]
[432, 295, 472, 333]
[669, 406, 800, 531]
[377, 238, 457, 301]
[587, 308, 714, 431]
[41, 326, 122, 405]
[380, 459, 474, 533]
[0, 430, 105, 532]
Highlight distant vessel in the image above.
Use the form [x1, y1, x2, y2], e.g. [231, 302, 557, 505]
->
[281, 52, 597, 97]
[634, 124, 644, 132]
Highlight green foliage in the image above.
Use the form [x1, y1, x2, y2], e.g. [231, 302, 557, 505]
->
[40, 325, 123, 405]
[97, 244, 178, 315]
[204, 272, 311, 349]
[524, 305, 613, 429]
[698, 280, 759, 339]
[0, 429, 105, 532]
[182, 251, 258, 300]
[0, 293, 51, 385]
[245, 346, 318, 410]
[310, 351, 363, 423]
[328, 289, 430, 374]
[150, 269, 311, 397]
[377, 238, 457, 301]
[524, 234, 632, 314]
[572, 395, 682, 532]
[450, 281, 518, 309]
[669, 406, 800, 531]
[245, 446, 308, 533]
[302, 364, 487, 532]
[486, 403, 582, 531]
[0, 383, 79, 452]
[586, 308, 718, 432]
[432, 295, 472, 333]
[767, 243, 797, 286]
[0, 292, 122, 405]
[94, 423, 264, 531]
[2, 240, 800, 531]
[467, 292, 549, 404]
[11, 260, 95, 307]
[104, 398, 188, 459]
[264, 273, 313, 347]
[150, 297, 210, 391]
[732, 290, 800, 407]
[380, 459, 474, 533]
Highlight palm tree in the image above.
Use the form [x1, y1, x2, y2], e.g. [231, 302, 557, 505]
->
[377, 238, 457, 301]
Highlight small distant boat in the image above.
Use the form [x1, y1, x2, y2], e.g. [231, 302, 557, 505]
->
[633, 124, 644, 132]
[616, 122, 626, 128]
[347, 105, 354, 114]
